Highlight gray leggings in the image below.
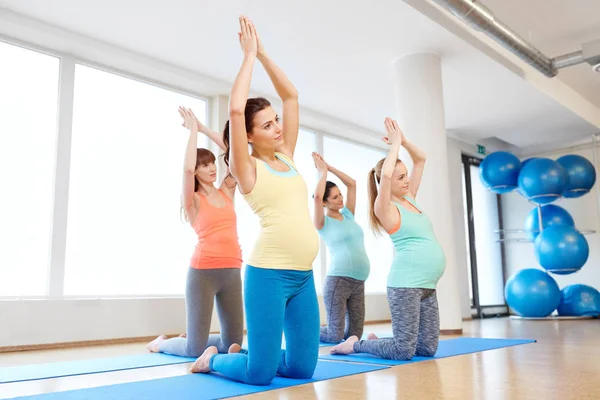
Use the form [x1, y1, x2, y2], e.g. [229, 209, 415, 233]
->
[320, 276, 365, 343]
[158, 267, 243, 357]
[353, 288, 439, 360]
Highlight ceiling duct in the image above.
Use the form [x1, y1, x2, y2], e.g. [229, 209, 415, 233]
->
[429, 0, 600, 76]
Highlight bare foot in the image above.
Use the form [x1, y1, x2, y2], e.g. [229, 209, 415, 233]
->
[367, 333, 379, 340]
[146, 335, 167, 353]
[189, 346, 218, 373]
[179, 333, 187, 338]
[330, 335, 359, 355]
[228, 343, 242, 353]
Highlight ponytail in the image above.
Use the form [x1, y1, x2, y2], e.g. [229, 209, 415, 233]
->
[221, 120, 231, 167]
[368, 167, 384, 235]
[369, 157, 398, 236]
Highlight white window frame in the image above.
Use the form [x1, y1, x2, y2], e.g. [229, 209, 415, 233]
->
[0, 36, 213, 300]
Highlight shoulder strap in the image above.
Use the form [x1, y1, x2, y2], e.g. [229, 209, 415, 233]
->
[402, 195, 422, 212]
[275, 152, 298, 171]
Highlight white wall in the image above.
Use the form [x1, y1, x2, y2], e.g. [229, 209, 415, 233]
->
[502, 145, 600, 295]
[0, 295, 391, 348]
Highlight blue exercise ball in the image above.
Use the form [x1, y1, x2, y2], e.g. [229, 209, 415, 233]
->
[557, 155, 596, 198]
[518, 158, 567, 204]
[480, 152, 521, 194]
[557, 284, 600, 317]
[521, 157, 539, 168]
[523, 205, 574, 241]
[534, 225, 589, 275]
[505, 268, 561, 317]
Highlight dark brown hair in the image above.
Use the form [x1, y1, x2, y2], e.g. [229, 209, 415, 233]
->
[222, 97, 272, 166]
[194, 148, 216, 192]
[181, 148, 216, 223]
[323, 181, 338, 202]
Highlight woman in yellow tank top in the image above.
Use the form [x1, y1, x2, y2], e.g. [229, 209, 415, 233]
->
[189, 16, 320, 385]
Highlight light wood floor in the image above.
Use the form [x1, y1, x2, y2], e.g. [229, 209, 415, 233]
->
[1, 318, 599, 399]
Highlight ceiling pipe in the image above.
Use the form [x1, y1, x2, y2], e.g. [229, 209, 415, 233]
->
[422, 0, 600, 75]
[551, 51, 585, 70]
[430, 0, 558, 77]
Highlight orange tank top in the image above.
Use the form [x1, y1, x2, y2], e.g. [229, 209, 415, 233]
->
[190, 189, 242, 269]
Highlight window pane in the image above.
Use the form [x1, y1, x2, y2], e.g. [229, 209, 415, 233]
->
[65, 65, 208, 296]
[470, 165, 505, 305]
[233, 129, 322, 291]
[462, 166, 474, 306]
[0, 42, 59, 296]
[323, 137, 392, 293]
[294, 130, 322, 291]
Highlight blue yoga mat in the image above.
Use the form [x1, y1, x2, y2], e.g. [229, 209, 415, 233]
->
[7, 361, 388, 400]
[319, 332, 393, 347]
[318, 337, 536, 365]
[0, 353, 196, 384]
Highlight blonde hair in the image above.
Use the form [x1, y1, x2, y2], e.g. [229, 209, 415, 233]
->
[367, 157, 402, 235]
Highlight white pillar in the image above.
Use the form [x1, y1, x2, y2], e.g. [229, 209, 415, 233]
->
[211, 94, 230, 183]
[392, 54, 463, 331]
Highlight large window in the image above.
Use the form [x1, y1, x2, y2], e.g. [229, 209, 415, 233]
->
[233, 129, 322, 290]
[64, 65, 209, 296]
[0, 42, 59, 296]
[323, 137, 392, 293]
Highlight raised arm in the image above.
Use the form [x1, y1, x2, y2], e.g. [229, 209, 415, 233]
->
[326, 161, 356, 215]
[180, 108, 200, 223]
[312, 152, 328, 230]
[228, 16, 259, 194]
[250, 20, 299, 159]
[179, 106, 226, 152]
[219, 168, 237, 200]
[194, 115, 226, 152]
[402, 138, 426, 198]
[374, 118, 403, 232]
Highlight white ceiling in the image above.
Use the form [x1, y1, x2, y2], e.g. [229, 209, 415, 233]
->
[1, 0, 598, 149]
[485, 0, 600, 109]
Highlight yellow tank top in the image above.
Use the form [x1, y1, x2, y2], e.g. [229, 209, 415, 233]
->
[243, 152, 319, 271]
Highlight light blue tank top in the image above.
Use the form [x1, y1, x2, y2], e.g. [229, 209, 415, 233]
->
[387, 197, 446, 289]
[318, 207, 370, 281]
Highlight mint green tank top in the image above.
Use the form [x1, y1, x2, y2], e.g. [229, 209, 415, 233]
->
[387, 196, 446, 289]
[318, 207, 370, 281]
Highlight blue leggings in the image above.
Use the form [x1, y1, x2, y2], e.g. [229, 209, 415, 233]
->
[209, 265, 320, 386]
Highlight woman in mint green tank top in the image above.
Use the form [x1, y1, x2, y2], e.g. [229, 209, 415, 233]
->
[312, 152, 370, 344]
[331, 117, 445, 361]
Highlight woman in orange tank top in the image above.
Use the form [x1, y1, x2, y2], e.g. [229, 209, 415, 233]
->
[146, 107, 244, 358]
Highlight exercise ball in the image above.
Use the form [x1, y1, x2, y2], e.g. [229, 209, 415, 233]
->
[521, 157, 539, 167]
[504, 268, 560, 317]
[518, 158, 567, 204]
[557, 155, 596, 198]
[479, 152, 521, 193]
[523, 205, 574, 241]
[557, 284, 600, 317]
[534, 225, 589, 275]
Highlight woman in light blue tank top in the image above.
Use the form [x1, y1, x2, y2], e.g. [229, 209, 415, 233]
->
[330, 117, 445, 361]
[312, 152, 370, 344]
